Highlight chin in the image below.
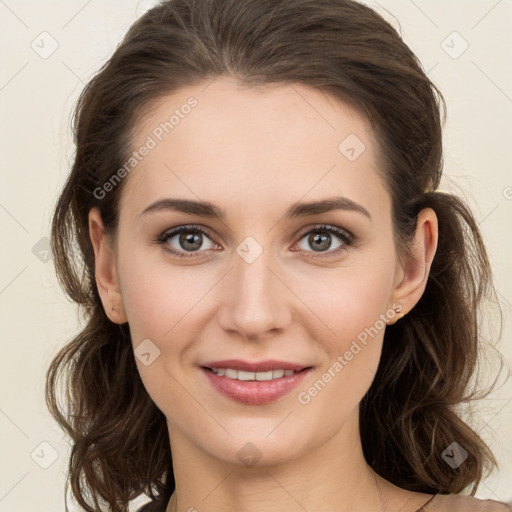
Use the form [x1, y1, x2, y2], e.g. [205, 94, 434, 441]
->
[220, 438, 305, 469]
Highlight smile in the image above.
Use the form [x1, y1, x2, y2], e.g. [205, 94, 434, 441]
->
[201, 362, 313, 405]
[209, 368, 297, 381]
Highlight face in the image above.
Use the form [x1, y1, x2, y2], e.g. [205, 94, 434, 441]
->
[97, 76, 410, 467]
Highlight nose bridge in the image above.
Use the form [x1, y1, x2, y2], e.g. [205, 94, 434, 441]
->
[218, 237, 292, 338]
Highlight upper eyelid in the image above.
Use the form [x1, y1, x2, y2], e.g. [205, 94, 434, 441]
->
[159, 224, 215, 242]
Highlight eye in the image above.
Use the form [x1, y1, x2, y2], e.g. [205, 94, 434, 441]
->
[155, 223, 355, 260]
[156, 225, 219, 258]
[295, 224, 354, 257]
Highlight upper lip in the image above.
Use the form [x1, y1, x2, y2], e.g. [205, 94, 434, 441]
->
[201, 359, 311, 372]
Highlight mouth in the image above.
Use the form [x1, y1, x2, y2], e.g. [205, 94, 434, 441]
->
[200, 360, 313, 405]
[202, 366, 310, 381]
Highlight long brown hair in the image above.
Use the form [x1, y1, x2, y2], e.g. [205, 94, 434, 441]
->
[46, 0, 504, 510]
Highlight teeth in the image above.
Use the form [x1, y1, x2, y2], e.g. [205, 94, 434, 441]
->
[237, 370, 256, 381]
[256, 371, 273, 381]
[210, 368, 298, 381]
[225, 368, 238, 379]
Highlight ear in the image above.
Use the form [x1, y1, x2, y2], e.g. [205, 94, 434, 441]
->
[387, 208, 438, 325]
[88, 207, 127, 324]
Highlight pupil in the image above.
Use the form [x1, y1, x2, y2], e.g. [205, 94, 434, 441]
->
[310, 232, 331, 252]
[180, 231, 202, 251]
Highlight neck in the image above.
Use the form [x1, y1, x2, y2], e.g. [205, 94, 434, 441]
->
[164, 410, 402, 512]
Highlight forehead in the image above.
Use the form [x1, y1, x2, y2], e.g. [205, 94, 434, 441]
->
[120, 76, 389, 222]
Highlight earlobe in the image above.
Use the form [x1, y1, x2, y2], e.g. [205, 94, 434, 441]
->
[88, 207, 127, 324]
[387, 207, 438, 323]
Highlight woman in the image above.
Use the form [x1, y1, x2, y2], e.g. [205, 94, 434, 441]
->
[46, 0, 510, 511]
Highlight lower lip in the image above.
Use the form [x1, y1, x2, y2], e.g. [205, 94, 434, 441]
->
[202, 367, 312, 405]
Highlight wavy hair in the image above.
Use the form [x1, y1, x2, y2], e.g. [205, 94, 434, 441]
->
[46, 0, 504, 510]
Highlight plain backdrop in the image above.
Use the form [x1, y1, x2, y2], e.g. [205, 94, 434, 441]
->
[1, 0, 511, 510]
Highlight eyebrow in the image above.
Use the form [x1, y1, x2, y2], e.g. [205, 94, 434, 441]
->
[139, 196, 371, 221]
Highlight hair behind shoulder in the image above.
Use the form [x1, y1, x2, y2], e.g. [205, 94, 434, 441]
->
[361, 190, 503, 495]
[46, 0, 505, 510]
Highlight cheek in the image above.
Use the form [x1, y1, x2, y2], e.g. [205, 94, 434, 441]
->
[118, 251, 209, 415]
[118, 249, 219, 407]
[291, 252, 396, 401]
[293, 253, 396, 349]
[118, 248, 213, 345]
[293, 274, 392, 433]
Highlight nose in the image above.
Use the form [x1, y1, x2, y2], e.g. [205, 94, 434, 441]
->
[216, 245, 293, 341]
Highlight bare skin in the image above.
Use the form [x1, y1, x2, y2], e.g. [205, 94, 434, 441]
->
[89, 76, 443, 511]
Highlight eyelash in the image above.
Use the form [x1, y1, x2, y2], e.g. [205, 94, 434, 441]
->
[155, 223, 355, 260]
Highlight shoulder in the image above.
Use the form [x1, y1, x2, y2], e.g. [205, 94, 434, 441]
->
[425, 494, 511, 512]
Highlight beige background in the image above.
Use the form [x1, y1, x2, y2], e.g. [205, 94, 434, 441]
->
[0, 0, 511, 510]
